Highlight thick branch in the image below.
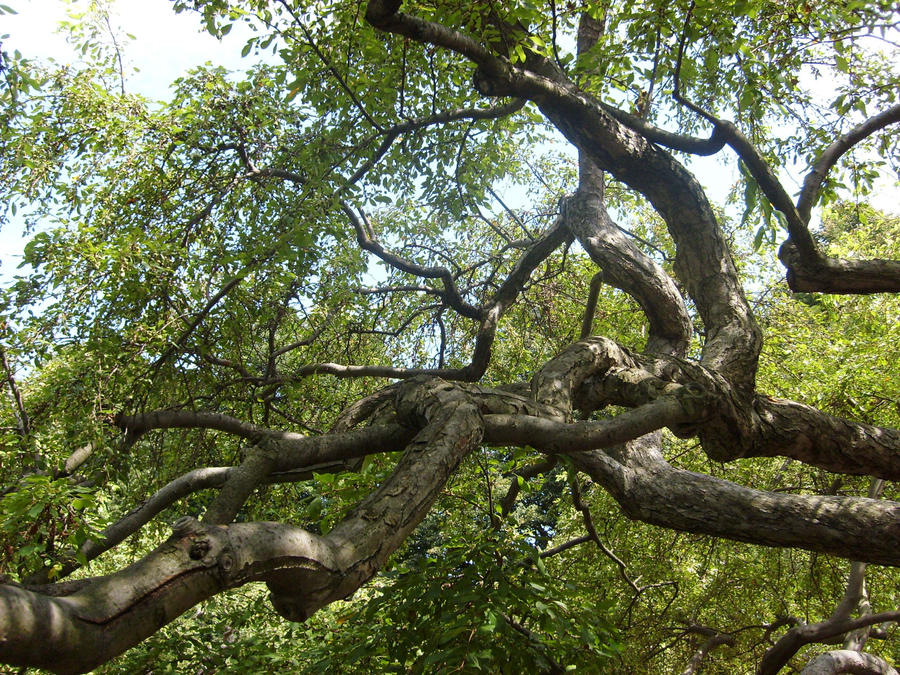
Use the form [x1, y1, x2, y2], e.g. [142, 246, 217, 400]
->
[749, 397, 900, 481]
[484, 395, 699, 452]
[564, 166, 692, 357]
[779, 247, 900, 294]
[570, 436, 900, 566]
[800, 650, 899, 675]
[28, 422, 417, 585]
[0, 377, 483, 674]
[600, 103, 728, 156]
[365, 5, 761, 385]
[570, 342, 900, 480]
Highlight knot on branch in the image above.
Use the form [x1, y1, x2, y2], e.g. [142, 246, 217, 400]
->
[364, 0, 402, 26]
[473, 64, 516, 98]
[169, 517, 235, 573]
[675, 382, 716, 419]
[172, 516, 202, 537]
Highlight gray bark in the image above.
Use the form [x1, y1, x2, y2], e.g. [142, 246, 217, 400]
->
[801, 651, 899, 675]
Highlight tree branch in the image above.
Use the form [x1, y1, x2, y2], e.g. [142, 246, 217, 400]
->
[760, 611, 900, 675]
[798, 104, 900, 222]
[0, 377, 484, 674]
[800, 650, 899, 675]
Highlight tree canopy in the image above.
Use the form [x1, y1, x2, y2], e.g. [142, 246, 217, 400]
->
[1, 0, 899, 672]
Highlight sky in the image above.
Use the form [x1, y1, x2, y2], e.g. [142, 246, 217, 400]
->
[2, 0, 255, 100]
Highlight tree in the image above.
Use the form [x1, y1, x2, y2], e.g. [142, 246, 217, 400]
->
[1, 0, 899, 672]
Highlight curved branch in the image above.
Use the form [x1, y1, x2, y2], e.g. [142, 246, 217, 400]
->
[28, 422, 418, 585]
[672, 29, 900, 294]
[365, 0, 762, 385]
[798, 104, 900, 222]
[116, 409, 305, 444]
[276, 213, 569, 384]
[570, 342, 900, 481]
[571, 436, 900, 566]
[0, 377, 484, 674]
[564, 170, 692, 356]
[343, 204, 482, 319]
[366, 0, 498, 69]
[26, 467, 232, 585]
[600, 102, 727, 156]
[761, 611, 900, 675]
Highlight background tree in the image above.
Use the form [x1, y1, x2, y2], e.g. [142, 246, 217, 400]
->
[1, 0, 899, 672]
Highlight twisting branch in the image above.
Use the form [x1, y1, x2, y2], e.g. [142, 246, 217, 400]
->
[673, 1, 815, 258]
[1, 378, 484, 674]
[680, 625, 734, 675]
[275, 211, 569, 384]
[365, 0, 762, 384]
[797, 104, 900, 223]
[343, 204, 482, 319]
[568, 476, 640, 593]
[671, 2, 900, 294]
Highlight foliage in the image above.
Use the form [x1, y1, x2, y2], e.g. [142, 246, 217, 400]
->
[0, 0, 899, 673]
[303, 531, 618, 673]
[0, 475, 106, 580]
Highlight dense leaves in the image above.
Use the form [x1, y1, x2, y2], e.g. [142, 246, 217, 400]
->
[1, 0, 899, 673]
